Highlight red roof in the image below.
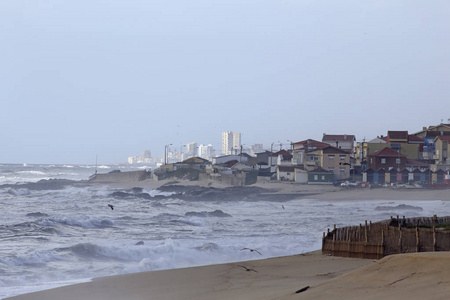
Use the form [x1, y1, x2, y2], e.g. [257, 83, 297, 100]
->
[292, 139, 329, 148]
[369, 147, 405, 157]
[387, 131, 408, 140]
[272, 150, 292, 158]
[436, 135, 450, 143]
[408, 135, 424, 142]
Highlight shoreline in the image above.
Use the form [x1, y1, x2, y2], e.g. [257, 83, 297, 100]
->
[5, 177, 450, 299]
[87, 177, 450, 201]
[5, 250, 373, 300]
[7, 250, 450, 300]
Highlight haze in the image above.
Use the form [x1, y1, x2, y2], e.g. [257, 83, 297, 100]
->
[1, 1, 449, 164]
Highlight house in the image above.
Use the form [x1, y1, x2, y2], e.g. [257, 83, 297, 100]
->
[268, 149, 292, 172]
[322, 134, 356, 151]
[433, 135, 450, 171]
[307, 167, 334, 184]
[305, 145, 351, 180]
[413, 123, 450, 138]
[368, 147, 406, 171]
[173, 156, 210, 170]
[366, 131, 423, 160]
[291, 139, 330, 165]
[276, 165, 295, 181]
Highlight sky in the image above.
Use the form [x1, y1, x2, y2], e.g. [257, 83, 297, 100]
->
[1, 0, 450, 164]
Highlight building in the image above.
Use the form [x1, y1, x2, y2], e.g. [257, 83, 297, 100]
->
[433, 135, 450, 171]
[305, 145, 351, 180]
[368, 147, 406, 171]
[198, 144, 215, 161]
[222, 131, 241, 155]
[186, 142, 197, 158]
[291, 139, 330, 165]
[322, 134, 356, 150]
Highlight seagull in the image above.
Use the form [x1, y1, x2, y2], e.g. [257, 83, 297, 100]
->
[108, 204, 114, 210]
[282, 205, 285, 209]
[241, 248, 262, 255]
[237, 265, 257, 272]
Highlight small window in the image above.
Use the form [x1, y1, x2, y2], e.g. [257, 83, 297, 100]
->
[381, 158, 386, 164]
[321, 175, 325, 180]
[329, 168, 334, 172]
[314, 175, 318, 180]
[340, 155, 346, 161]
[340, 168, 345, 174]
[329, 155, 334, 161]
[396, 158, 401, 164]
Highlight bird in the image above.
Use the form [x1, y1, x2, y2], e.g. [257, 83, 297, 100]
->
[240, 248, 262, 255]
[237, 265, 257, 272]
[108, 204, 114, 210]
[282, 205, 285, 209]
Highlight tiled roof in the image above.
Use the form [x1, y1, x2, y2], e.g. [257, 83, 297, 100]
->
[408, 135, 424, 142]
[292, 139, 329, 148]
[387, 131, 408, 140]
[436, 135, 450, 143]
[369, 147, 405, 157]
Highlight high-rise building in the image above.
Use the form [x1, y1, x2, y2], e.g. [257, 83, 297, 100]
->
[222, 131, 241, 155]
[186, 142, 197, 158]
[198, 144, 215, 161]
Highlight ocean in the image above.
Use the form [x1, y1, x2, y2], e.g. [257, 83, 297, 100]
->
[1, 163, 449, 299]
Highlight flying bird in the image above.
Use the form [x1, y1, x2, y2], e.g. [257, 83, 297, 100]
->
[237, 265, 257, 272]
[241, 248, 262, 255]
[108, 204, 114, 210]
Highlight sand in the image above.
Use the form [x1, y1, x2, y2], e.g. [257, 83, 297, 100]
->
[7, 178, 450, 299]
[8, 251, 450, 300]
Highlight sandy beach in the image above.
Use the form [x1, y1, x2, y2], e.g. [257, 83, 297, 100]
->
[7, 178, 450, 300]
[8, 250, 450, 300]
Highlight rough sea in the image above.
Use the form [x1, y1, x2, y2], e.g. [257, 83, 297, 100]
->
[1, 163, 450, 299]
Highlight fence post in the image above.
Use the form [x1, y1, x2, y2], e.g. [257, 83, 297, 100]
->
[398, 228, 402, 253]
[415, 226, 419, 252]
[381, 230, 385, 258]
[433, 225, 436, 251]
[365, 220, 368, 243]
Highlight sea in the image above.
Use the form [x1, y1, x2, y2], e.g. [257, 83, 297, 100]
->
[1, 163, 450, 299]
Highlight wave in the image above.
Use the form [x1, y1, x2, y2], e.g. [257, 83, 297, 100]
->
[375, 204, 424, 211]
[185, 210, 232, 218]
[49, 217, 114, 229]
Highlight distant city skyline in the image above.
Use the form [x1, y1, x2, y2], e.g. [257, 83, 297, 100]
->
[1, 1, 449, 164]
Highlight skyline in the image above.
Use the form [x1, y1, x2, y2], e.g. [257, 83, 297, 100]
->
[1, 1, 450, 164]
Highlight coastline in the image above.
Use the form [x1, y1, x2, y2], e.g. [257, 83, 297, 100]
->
[7, 250, 450, 300]
[6, 177, 450, 299]
[86, 176, 450, 202]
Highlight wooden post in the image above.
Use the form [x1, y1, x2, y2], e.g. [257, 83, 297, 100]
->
[416, 226, 419, 252]
[398, 228, 402, 253]
[433, 225, 436, 251]
[359, 224, 362, 241]
[381, 230, 385, 258]
[365, 220, 368, 243]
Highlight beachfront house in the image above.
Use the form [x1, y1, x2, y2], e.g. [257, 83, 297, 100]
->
[305, 145, 351, 180]
[368, 147, 406, 171]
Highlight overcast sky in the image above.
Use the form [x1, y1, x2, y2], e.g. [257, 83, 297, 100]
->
[1, 1, 449, 164]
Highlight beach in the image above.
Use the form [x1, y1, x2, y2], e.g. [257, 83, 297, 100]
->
[7, 250, 450, 300]
[5, 178, 450, 300]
